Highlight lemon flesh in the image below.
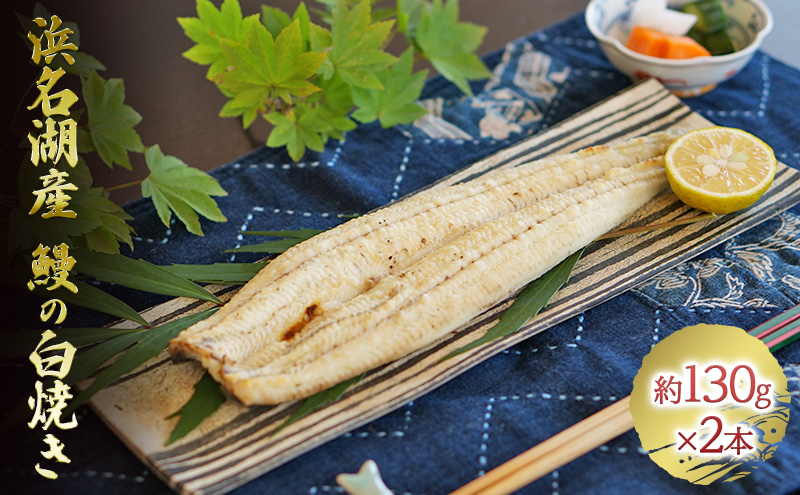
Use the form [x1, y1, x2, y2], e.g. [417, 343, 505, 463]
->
[665, 127, 777, 213]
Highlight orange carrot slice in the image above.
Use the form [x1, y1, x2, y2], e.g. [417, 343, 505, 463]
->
[625, 25, 710, 59]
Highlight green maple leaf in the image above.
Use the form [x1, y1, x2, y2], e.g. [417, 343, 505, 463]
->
[352, 48, 428, 128]
[214, 19, 326, 128]
[309, 22, 333, 52]
[178, 0, 257, 79]
[262, 2, 310, 50]
[396, 0, 426, 37]
[264, 75, 357, 161]
[266, 104, 331, 161]
[414, 0, 490, 96]
[76, 187, 136, 253]
[319, 0, 398, 89]
[82, 71, 145, 169]
[314, 75, 357, 141]
[261, 6, 291, 37]
[140, 145, 227, 236]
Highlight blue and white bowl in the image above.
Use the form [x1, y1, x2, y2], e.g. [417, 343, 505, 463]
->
[585, 0, 773, 96]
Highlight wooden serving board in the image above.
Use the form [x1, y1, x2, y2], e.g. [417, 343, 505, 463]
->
[87, 79, 800, 495]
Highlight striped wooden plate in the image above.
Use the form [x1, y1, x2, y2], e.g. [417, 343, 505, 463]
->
[86, 79, 800, 495]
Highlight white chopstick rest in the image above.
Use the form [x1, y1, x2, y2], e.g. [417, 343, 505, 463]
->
[336, 460, 393, 495]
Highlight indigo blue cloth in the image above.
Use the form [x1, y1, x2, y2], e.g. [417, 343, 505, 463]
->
[9, 13, 800, 495]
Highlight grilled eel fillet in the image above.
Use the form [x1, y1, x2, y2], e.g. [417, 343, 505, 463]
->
[169, 131, 679, 405]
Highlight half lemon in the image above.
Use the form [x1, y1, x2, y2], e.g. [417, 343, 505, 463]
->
[665, 126, 777, 214]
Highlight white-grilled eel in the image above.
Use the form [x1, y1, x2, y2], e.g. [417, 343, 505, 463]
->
[169, 132, 678, 404]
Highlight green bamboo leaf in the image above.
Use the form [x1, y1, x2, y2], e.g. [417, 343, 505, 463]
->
[73, 248, 223, 305]
[31, 280, 150, 327]
[272, 373, 365, 435]
[225, 228, 323, 253]
[242, 228, 324, 238]
[70, 309, 217, 410]
[160, 262, 267, 284]
[65, 329, 147, 386]
[51, 327, 143, 348]
[0, 327, 141, 359]
[444, 249, 584, 360]
[223, 239, 304, 254]
[165, 371, 227, 445]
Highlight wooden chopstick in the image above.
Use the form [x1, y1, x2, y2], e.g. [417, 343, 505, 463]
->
[450, 304, 800, 495]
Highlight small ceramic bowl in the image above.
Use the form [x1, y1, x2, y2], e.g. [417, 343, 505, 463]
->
[585, 0, 773, 97]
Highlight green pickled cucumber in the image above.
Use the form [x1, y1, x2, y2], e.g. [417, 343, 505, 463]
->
[704, 29, 736, 55]
[682, 0, 730, 34]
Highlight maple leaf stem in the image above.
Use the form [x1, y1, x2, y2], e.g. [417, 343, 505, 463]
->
[104, 178, 145, 193]
[242, 125, 262, 148]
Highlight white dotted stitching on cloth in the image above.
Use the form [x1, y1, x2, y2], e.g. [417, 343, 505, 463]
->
[327, 136, 347, 168]
[229, 133, 345, 174]
[477, 398, 495, 476]
[3, 466, 148, 482]
[703, 109, 758, 118]
[491, 394, 619, 402]
[571, 68, 619, 80]
[702, 54, 770, 120]
[404, 400, 414, 430]
[391, 138, 414, 201]
[232, 160, 323, 171]
[758, 55, 770, 118]
[132, 217, 174, 245]
[551, 470, 559, 495]
[343, 429, 406, 439]
[228, 206, 340, 261]
[420, 136, 512, 146]
[778, 152, 800, 164]
[652, 309, 661, 347]
[343, 401, 413, 439]
[597, 444, 645, 455]
[665, 307, 774, 314]
[502, 313, 584, 355]
[477, 391, 618, 476]
[534, 33, 598, 49]
[309, 485, 346, 494]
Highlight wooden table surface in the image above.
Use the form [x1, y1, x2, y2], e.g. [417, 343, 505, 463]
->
[5, 0, 587, 205]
